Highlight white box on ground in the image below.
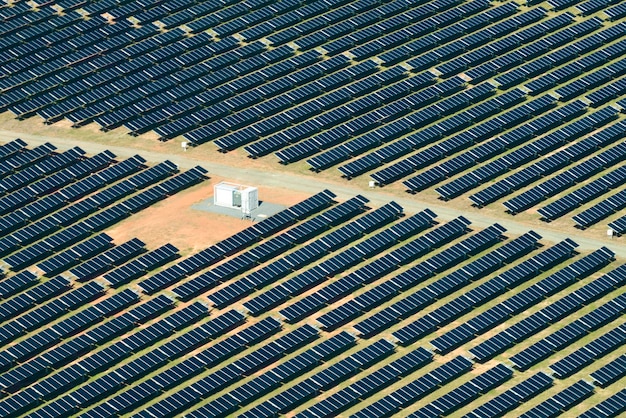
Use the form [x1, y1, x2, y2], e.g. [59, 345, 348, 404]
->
[214, 182, 259, 216]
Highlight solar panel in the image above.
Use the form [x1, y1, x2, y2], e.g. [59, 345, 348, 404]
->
[579, 388, 626, 418]
[317, 216, 470, 331]
[539, 164, 626, 221]
[175, 195, 368, 300]
[103, 243, 179, 287]
[352, 356, 473, 418]
[68, 238, 145, 281]
[242, 339, 396, 417]
[301, 346, 432, 418]
[0, 270, 38, 299]
[519, 380, 595, 418]
[550, 324, 626, 378]
[279, 210, 436, 323]
[243, 201, 403, 315]
[36, 233, 114, 276]
[466, 372, 553, 418]
[591, 354, 626, 387]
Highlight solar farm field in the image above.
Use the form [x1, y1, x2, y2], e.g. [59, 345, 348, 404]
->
[0, 167, 624, 417]
[1, 0, 626, 417]
[3, 0, 626, 231]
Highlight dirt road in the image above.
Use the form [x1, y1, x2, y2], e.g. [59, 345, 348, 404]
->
[2, 128, 624, 257]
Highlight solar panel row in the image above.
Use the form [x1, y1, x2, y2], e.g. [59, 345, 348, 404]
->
[276, 76, 475, 164]
[209, 200, 418, 309]
[464, 372, 554, 418]
[0, 153, 144, 237]
[550, 323, 626, 378]
[355, 230, 540, 339]
[299, 346, 433, 418]
[409, 363, 513, 418]
[68, 238, 145, 282]
[351, 356, 474, 418]
[433, 99, 588, 199]
[520, 380, 595, 418]
[401, 93, 573, 192]
[0, 301, 207, 417]
[280, 210, 436, 323]
[538, 163, 626, 221]
[573, 188, 626, 229]
[316, 216, 472, 331]
[474, 105, 620, 209]
[0, 270, 38, 300]
[340, 88, 526, 181]
[511, 272, 623, 370]
[0, 147, 85, 196]
[138, 323, 319, 418]
[311, 80, 497, 172]
[590, 354, 626, 387]
[0, 281, 105, 347]
[243, 201, 405, 315]
[579, 388, 626, 418]
[103, 243, 179, 287]
[0, 295, 174, 396]
[0, 275, 69, 325]
[431, 240, 578, 353]
[0, 289, 139, 371]
[241, 339, 396, 418]
[470, 258, 624, 363]
[0, 150, 117, 218]
[82, 309, 247, 418]
[502, 127, 626, 213]
[525, 22, 626, 95]
[36, 233, 114, 276]
[83, 316, 280, 418]
[187, 331, 357, 418]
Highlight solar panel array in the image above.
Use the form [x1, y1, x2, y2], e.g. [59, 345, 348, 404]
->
[1, 0, 626, 416]
[0, 174, 623, 417]
[1, 0, 626, 230]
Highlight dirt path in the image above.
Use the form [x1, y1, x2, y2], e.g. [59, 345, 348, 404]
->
[2, 128, 625, 257]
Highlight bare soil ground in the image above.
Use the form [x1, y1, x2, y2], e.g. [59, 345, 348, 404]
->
[105, 176, 311, 253]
